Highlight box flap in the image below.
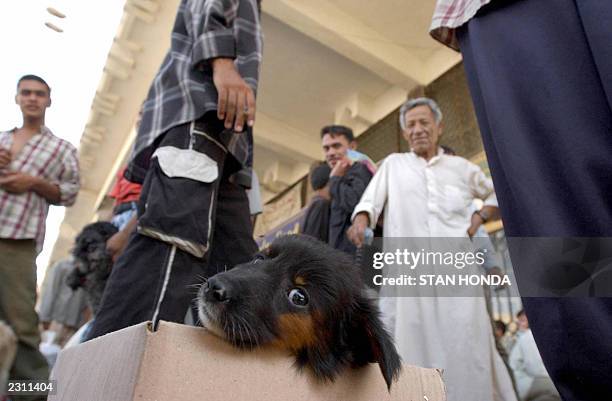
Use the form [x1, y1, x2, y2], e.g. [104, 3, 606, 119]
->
[49, 321, 445, 400]
[48, 322, 149, 401]
[134, 321, 446, 401]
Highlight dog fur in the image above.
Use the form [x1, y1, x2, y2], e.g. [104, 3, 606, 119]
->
[197, 234, 401, 389]
[67, 222, 118, 314]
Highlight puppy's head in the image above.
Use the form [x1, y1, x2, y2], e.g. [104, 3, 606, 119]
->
[70, 221, 117, 284]
[67, 222, 118, 314]
[197, 235, 401, 389]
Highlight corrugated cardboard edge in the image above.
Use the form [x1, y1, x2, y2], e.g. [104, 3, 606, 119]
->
[417, 367, 447, 401]
[133, 321, 447, 401]
[48, 322, 149, 401]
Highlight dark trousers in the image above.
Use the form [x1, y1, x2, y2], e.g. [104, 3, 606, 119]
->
[457, 1, 612, 400]
[87, 115, 257, 339]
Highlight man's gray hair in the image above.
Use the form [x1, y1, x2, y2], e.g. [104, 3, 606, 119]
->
[399, 97, 443, 130]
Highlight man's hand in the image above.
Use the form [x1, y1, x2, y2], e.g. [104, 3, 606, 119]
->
[347, 213, 370, 248]
[487, 266, 508, 290]
[467, 211, 484, 238]
[330, 157, 351, 177]
[467, 206, 500, 238]
[106, 215, 137, 263]
[0, 171, 35, 194]
[106, 231, 130, 263]
[487, 266, 504, 279]
[212, 58, 256, 132]
[0, 148, 11, 168]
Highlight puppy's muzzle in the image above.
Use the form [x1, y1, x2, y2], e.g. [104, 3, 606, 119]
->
[202, 276, 232, 303]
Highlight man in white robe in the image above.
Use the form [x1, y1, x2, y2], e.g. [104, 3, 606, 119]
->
[348, 97, 517, 401]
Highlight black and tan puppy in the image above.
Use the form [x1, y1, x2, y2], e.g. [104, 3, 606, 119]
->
[66, 221, 118, 314]
[197, 234, 401, 389]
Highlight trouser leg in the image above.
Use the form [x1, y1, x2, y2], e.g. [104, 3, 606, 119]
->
[457, 1, 612, 399]
[88, 113, 258, 338]
[0, 239, 49, 401]
[205, 166, 258, 278]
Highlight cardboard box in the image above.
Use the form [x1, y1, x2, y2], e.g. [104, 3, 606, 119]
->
[49, 321, 446, 400]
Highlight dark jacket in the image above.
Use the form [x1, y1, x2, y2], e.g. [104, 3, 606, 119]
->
[328, 162, 373, 255]
[301, 195, 331, 243]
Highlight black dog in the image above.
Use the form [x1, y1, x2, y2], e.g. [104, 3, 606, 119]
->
[66, 222, 118, 315]
[197, 234, 401, 389]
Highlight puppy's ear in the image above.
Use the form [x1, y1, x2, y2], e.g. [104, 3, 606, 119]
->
[349, 295, 402, 390]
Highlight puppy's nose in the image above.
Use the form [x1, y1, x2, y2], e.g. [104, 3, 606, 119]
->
[205, 276, 231, 303]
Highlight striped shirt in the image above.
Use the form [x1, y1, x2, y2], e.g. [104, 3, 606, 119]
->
[128, 0, 263, 186]
[0, 127, 80, 252]
[430, 0, 492, 50]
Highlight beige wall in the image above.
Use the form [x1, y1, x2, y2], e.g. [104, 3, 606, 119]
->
[49, 0, 461, 267]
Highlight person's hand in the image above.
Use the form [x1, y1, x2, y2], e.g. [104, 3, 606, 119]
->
[212, 58, 256, 132]
[0, 172, 36, 194]
[330, 157, 351, 177]
[106, 230, 130, 263]
[0, 148, 11, 169]
[467, 211, 484, 238]
[487, 266, 503, 279]
[347, 213, 370, 248]
[107, 215, 137, 263]
[487, 266, 508, 290]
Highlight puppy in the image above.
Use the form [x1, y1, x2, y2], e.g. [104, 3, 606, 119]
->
[66, 222, 118, 314]
[197, 234, 401, 389]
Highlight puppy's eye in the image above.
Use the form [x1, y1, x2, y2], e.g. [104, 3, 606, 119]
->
[288, 288, 309, 307]
[252, 253, 265, 264]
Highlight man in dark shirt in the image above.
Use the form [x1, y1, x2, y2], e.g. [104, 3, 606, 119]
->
[301, 163, 331, 242]
[320, 125, 372, 255]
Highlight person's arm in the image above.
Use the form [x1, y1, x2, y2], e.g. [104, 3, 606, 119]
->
[301, 199, 329, 242]
[43, 145, 80, 206]
[0, 172, 61, 203]
[192, 0, 242, 69]
[212, 59, 256, 132]
[466, 163, 500, 236]
[347, 212, 371, 248]
[0, 147, 11, 168]
[38, 262, 60, 328]
[106, 214, 138, 263]
[32, 176, 61, 203]
[467, 205, 501, 237]
[328, 162, 372, 214]
[347, 158, 391, 247]
[192, 0, 260, 131]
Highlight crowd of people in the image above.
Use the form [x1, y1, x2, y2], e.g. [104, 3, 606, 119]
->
[1, 1, 611, 401]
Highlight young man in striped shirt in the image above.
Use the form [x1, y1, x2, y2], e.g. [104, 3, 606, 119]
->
[0, 75, 80, 396]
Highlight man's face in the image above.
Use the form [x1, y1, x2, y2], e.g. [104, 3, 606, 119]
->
[494, 327, 503, 339]
[517, 314, 529, 331]
[15, 80, 51, 120]
[322, 133, 353, 168]
[402, 105, 442, 158]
